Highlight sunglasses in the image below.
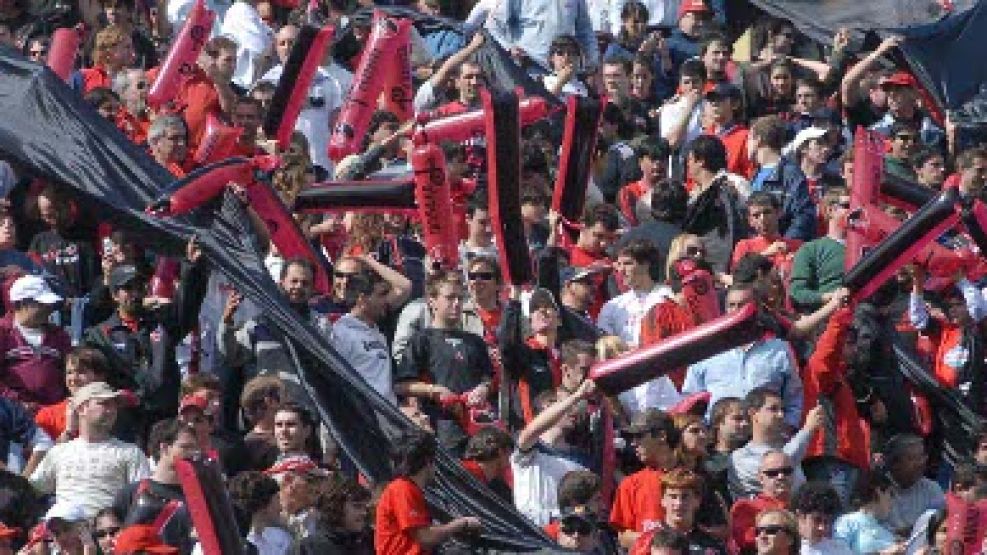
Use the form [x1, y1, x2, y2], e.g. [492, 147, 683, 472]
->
[756, 524, 790, 537]
[686, 246, 706, 257]
[834, 201, 851, 209]
[761, 466, 795, 478]
[334, 271, 359, 279]
[895, 134, 917, 142]
[93, 527, 120, 539]
[467, 271, 496, 281]
[559, 519, 594, 536]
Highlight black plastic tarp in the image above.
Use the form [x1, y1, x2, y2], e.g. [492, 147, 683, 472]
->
[0, 49, 565, 553]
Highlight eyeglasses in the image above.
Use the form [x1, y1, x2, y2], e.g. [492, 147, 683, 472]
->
[756, 524, 790, 537]
[761, 466, 795, 478]
[93, 527, 121, 539]
[467, 271, 496, 281]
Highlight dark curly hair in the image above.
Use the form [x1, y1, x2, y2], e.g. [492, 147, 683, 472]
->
[314, 474, 371, 529]
[791, 481, 843, 518]
[228, 471, 280, 518]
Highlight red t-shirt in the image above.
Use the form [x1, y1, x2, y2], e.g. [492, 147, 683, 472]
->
[705, 124, 753, 179]
[375, 477, 432, 555]
[730, 236, 803, 271]
[80, 66, 111, 94]
[568, 245, 610, 319]
[609, 467, 664, 533]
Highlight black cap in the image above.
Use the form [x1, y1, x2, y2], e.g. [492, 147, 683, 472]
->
[528, 288, 559, 312]
[108, 264, 141, 290]
[704, 83, 742, 101]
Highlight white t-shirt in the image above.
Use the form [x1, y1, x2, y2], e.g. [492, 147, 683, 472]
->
[331, 314, 396, 404]
[220, 1, 273, 89]
[247, 526, 293, 555]
[511, 445, 586, 526]
[597, 285, 673, 348]
[800, 538, 855, 555]
[30, 437, 150, 517]
[542, 74, 589, 99]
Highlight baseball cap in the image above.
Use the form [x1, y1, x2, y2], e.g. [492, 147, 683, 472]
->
[113, 525, 179, 554]
[623, 408, 671, 435]
[879, 71, 917, 89]
[72, 381, 122, 408]
[783, 126, 829, 157]
[44, 503, 86, 523]
[704, 83, 742, 102]
[678, 0, 711, 18]
[528, 287, 559, 313]
[560, 265, 609, 284]
[178, 394, 210, 415]
[265, 455, 329, 479]
[108, 265, 141, 291]
[8, 275, 62, 304]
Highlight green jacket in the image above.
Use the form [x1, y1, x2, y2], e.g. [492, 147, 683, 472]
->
[789, 237, 846, 311]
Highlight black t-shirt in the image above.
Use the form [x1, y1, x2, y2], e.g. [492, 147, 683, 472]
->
[396, 328, 494, 453]
[113, 479, 195, 554]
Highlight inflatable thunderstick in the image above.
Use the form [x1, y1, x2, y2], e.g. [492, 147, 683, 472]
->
[147, 0, 215, 108]
[293, 180, 418, 213]
[176, 455, 244, 555]
[551, 95, 605, 240]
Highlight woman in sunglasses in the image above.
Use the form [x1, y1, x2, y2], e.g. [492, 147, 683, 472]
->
[754, 508, 799, 555]
[91, 508, 123, 555]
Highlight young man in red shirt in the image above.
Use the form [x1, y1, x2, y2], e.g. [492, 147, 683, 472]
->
[730, 192, 802, 272]
[610, 409, 679, 549]
[704, 83, 751, 179]
[376, 430, 481, 554]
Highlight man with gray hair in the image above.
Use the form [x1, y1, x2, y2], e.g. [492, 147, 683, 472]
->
[148, 115, 189, 175]
[112, 69, 150, 143]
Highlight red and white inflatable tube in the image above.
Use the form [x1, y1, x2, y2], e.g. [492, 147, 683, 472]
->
[483, 88, 532, 285]
[412, 143, 458, 269]
[193, 113, 243, 165]
[381, 19, 413, 121]
[262, 24, 335, 150]
[589, 303, 764, 395]
[147, 0, 215, 108]
[412, 97, 550, 145]
[46, 26, 82, 82]
[327, 10, 404, 161]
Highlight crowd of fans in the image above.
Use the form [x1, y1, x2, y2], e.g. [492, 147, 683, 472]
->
[0, 0, 984, 553]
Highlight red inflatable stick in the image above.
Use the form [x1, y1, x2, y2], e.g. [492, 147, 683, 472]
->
[293, 180, 417, 213]
[243, 180, 330, 294]
[589, 303, 764, 395]
[193, 114, 243, 165]
[147, 0, 215, 108]
[149, 157, 273, 216]
[945, 492, 987, 555]
[483, 88, 532, 285]
[551, 95, 605, 240]
[381, 19, 413, 121]
[412, 97, 549, 145]
[411, 143, 458, 269]
[328, 10, 406, 161]
[844, 187, 961, 302]
[262, 24, 335, 150]
[675, 258, 721, 324]
[175, 456, 244, 555]
[150, 257, 181, 299]
[46, 26, 82, 82]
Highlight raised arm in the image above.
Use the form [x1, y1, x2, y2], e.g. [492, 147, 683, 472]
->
[516, 379, 597, 451]
[358, 254, 413, 310]
[840, 36, 902, 107]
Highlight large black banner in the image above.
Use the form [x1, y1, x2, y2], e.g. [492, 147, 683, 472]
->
[0, 49, 563, 553]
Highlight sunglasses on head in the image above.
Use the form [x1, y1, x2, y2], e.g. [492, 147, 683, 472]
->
[756, 524, 790, 537]
[761, 466, 794, 478]
[467, 271, 496, 281]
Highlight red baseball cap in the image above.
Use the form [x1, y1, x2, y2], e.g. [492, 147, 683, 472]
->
[113, 525, 178, 555]
[879, 71, 918, 89]
[678, 0, 711, 18]
[178, 394, 209, 415]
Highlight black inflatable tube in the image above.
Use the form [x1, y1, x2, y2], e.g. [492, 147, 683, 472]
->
[293, 180, 417, 212]
[551, 95, 603, 230]
[844, 187, 960, 294]
[263, 25, 321, 142]
[176, 455, 244, 555]
[880, 172, 936, 209]
[589, 303, 764, 395]
[483, 88, 532, 285]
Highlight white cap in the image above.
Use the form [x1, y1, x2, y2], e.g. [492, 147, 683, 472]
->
[783, 127, 829, 158]
[8, 275, 62, 304]
[45, 502, 87, 522]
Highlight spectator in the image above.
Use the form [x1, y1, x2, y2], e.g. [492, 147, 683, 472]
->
[611, 408, 678, 549]
[684, 284, 804, 426]
[240, 375, 285, 471]
[664, 0, 714, 76]
[732, 193, 804, 272]
[512, 380, 596, 525]
[730, 450, 795, 553]
[270, 402, 320, 466]
[84, 238, 207, 428]
[660, 59, 706, 156]
[616, 179, 688, 262]
[375, 429, 481, 554]
[603, 2, 649, 62]
[599, 239, 672, 348]
[293, 474, 373, 554]
[790, 127, 835, 201]
[753, 509, 800, 555]
[955, 146, 987, 200]
[910, 148, 946, 190]
[868, 71, 944, 150]
[112, 419, 198, 553]
[629, 468, 728, 554]
[884, 121, 921, 182]
[331, 270, 395, 404]
[791, 481, 853, 554]
[0, 395, 51, 476]
[596, 100, 640, 204]
[29, 382, 150, 517]
[548, 470, 609, 545]
[748, 115, 817, 242]
[543, 35, 589, 99]
[703, 83, 753, 180]
[266, 455, 327, 539]
[618, 137, 672, 226]
[883, 435, 945, 535]
[460, 197, 498, 267]
[396, 270, 494, 455]
[147, 115, 190, 176]
[92, 507, 123, 555]
[0, 274, 71, 412]
[28, 186, 100, 299]
[485, 0, 599, 75]
[81, 26, 135, 94]
[462, 427, 514, 503]
[728, 388, 823, 501]
[500, 286, 563, 426]
[706, 396, 750, 491]
[227, 471, 292, 555]
[833, 472, 900, 554]
[112, 69, 151, 144]
[789, 186, 849, 312]
[35, 347, 109, 443]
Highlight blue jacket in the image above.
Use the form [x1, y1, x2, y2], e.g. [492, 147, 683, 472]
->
[486, 0, 600, 72]
[753, 156, 818, 241]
